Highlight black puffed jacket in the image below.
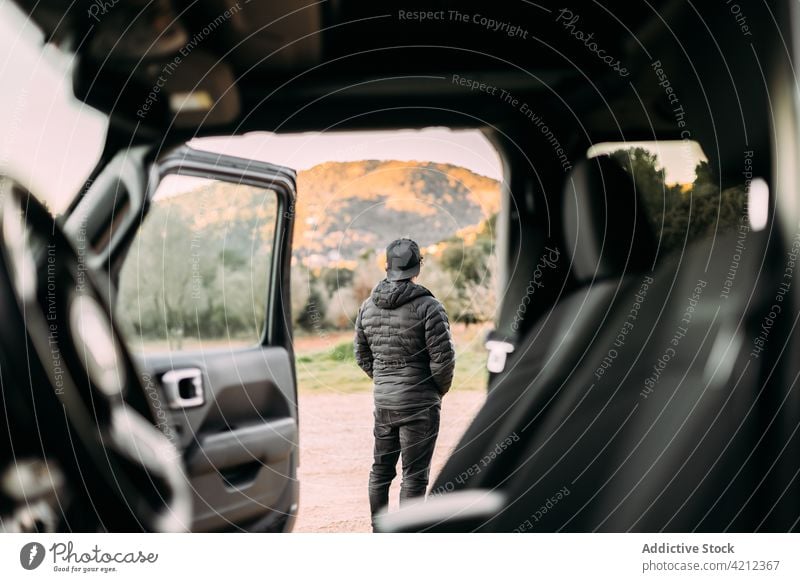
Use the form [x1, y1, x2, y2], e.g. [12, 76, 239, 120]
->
[354, 279, 455, 411]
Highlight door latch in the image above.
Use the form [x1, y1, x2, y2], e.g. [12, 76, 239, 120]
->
[161, 368, 205, 409]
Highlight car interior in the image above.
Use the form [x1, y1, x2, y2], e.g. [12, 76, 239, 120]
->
[2, 0, 800, 532]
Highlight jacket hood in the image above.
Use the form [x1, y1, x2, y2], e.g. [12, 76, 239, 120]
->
[371, 279, 433, 309]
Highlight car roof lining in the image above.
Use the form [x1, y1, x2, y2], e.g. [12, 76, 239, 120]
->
[11, 0, 771, 189]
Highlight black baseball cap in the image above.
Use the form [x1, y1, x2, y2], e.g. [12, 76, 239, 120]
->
[386, 238, 422, 281]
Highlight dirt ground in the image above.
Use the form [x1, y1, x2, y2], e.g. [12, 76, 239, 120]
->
[294, 391, 486, 532]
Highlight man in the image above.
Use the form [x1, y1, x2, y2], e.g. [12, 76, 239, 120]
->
[354, 238, 456, 529]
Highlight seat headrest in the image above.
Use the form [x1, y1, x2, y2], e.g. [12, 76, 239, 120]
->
[563, 155, 658, 282]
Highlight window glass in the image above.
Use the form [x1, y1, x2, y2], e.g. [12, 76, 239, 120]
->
[589, 141, 748, 255]
[117, 174, 278, 352]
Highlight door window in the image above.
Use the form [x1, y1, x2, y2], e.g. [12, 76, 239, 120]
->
[117, 174, 278, 352]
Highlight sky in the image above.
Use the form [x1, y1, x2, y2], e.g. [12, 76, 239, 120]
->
[152, 129, 504, 199]
[188, 133, 702, 186]
[188, 129, 504, 180]
[589, 140, 707, 184]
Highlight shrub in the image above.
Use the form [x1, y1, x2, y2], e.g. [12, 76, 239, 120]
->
[325, 287, 359, 329]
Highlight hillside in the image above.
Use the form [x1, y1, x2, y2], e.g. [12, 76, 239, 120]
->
[118, 160, 501, 342]
[293, 160, 501, 267]
[153, 160, 501, 269]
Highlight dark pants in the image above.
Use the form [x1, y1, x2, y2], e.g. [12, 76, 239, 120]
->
[368, 406, 440, 527]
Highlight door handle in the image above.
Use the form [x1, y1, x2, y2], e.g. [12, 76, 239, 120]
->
[161, 368, 205, 409]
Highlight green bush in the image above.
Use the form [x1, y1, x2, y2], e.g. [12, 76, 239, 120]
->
[327, 341, 355, 362]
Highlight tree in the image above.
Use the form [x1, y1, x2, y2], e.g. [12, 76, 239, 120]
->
[321, 267, 354, 295]
[462, 255, 498, 323]
[296, 281, 327, 332]
[352, 252, 385, 304]
[290, 265, 311, 326]
[609, 148, 747, 257]
[325, 287, 359, 329]
[440, 243, 487, 285]
[117, 202, 194, 346]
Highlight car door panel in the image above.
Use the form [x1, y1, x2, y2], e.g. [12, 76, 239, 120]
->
[105, 145, 300, 532]
[136, 346, 298, 530]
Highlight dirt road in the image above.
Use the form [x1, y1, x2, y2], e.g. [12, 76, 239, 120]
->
[294, 391, 486, 532]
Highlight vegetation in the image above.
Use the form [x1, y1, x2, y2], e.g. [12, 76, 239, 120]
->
[293, 160, 501, 269]
[609, 148, 747, 256]
[117, 180, 275, 349]
[116, 161, 501, 349]
[116, 150, 744, 360]
[295, 323, 490, 394]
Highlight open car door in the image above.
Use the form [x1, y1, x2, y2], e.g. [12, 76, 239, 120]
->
[69, 145, 299, 532]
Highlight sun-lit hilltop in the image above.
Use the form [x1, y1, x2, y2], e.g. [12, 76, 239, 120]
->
[152, 160, 501, 270]
[294, 160, 500, 268]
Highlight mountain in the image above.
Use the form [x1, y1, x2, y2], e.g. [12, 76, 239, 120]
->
[152, 160, 501, 269]
[293, 160, 500, 267]
[119, 160, 501, 339]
